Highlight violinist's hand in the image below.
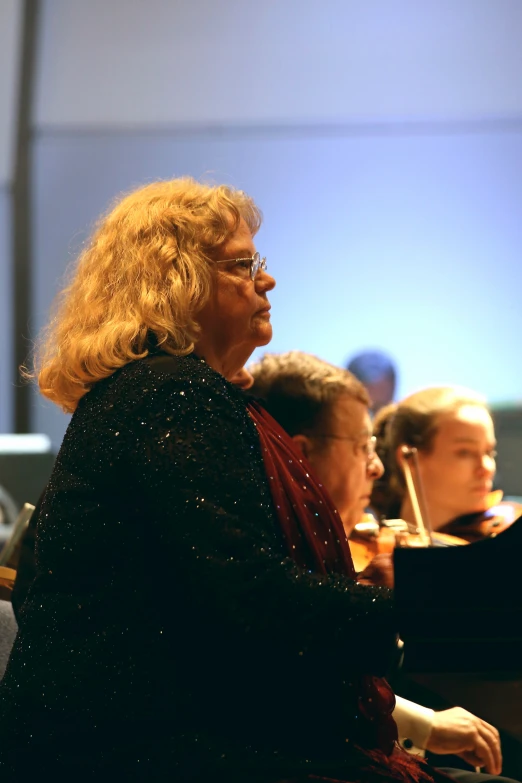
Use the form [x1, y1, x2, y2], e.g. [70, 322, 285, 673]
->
[356, 552, 394, 588]
[426, 707, 502, 775]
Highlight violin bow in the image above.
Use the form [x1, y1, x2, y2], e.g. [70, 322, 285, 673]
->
[400, 446, 433, 546]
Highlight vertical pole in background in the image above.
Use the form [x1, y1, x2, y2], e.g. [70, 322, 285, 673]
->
[12, 0, 40, 433]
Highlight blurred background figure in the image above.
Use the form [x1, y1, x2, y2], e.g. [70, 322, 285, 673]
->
[346, 350, 398, 416]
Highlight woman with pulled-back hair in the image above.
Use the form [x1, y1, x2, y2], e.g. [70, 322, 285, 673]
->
[371, 387, 519, 541]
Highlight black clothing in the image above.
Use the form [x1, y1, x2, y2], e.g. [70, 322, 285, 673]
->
[0, 354, 397, 780]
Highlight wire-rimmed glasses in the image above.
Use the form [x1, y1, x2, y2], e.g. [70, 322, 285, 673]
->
[215, 252, 267, 281]
[313, 434, 377, 462]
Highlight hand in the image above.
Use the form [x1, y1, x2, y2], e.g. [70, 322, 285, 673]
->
[356, 552, 394, 588]
[426, 707, 502, 775]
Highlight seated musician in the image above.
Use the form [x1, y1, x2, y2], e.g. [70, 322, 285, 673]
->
[371, 387, 521, 540]
[249, 350, 514, 782]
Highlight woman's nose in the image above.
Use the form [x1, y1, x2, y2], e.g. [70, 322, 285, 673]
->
[479, 454, 496, 477]
[255, 270, 276, 292]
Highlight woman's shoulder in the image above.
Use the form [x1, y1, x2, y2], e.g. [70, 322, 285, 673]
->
[68, 352, 260, 467]
[129, 352, 247, 406]
[80, 352, 248, 424]
[127, 352, 228, 387]
[127, 351, 209, 381]
[91, 352, 226, 399]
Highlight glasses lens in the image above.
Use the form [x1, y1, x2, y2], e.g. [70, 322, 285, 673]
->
[250, 252, 261, 280]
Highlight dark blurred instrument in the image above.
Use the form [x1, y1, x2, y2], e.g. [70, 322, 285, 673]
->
[392, 443, 522, 669]
[439, 489, 522, 542]
[394, 514, 522, 672]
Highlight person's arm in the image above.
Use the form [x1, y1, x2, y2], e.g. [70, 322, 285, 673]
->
[394, 696, 433, 755]
[126, 359, 397, 672]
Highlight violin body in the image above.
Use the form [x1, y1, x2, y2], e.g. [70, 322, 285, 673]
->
[439, 493, 522, 542]
[349, 493, 521, 573]
[348, 497, 522, 572]
[349, 518, 396, 572]
[349, 517, 468, 573]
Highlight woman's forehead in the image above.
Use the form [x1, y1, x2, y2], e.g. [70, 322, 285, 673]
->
[435, 405, 494, 440]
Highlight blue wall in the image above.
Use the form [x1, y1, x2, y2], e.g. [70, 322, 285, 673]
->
[32, 126, 522, 446]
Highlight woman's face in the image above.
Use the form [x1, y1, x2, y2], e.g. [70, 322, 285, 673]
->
[415, 404, 496, 524]
[196, 218, 276, 371]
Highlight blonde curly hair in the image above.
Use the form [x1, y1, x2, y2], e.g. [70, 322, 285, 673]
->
[32, 177, 262, 413]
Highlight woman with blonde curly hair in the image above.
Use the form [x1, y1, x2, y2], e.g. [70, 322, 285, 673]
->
[0, 178, 457, 782]
[371, 387, 520, 540]
[36, 177, 263, 411]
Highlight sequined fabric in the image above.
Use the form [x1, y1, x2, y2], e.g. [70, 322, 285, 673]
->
[0, 354, 440, 780]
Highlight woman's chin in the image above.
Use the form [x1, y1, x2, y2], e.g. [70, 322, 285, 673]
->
[458, 496, 490, 516]
[254, 325, 273, 346]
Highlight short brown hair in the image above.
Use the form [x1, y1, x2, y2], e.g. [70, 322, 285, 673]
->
[249, 351, 369, 437]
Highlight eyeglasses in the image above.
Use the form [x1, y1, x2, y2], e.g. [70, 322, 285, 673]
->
[313, 434, 377, 462]
[215, 252, 267, 281]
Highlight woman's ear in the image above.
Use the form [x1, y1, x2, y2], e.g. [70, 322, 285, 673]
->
[292, 433, 311, 459]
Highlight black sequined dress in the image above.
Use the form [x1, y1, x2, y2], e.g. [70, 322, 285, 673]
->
[0, 353, 408, 781]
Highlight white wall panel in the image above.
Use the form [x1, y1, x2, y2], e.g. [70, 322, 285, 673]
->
[0, 0, 22, 182]
[32, 129, 522, 447]
[36, 0, 522, 128]
[0, 190, 13, 432]
[0, 0, 21, 433]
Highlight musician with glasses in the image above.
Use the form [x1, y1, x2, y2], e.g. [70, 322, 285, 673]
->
[248, 351, 383, 539]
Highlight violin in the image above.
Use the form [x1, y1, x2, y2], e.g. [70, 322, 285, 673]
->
[349, 446, 468, 572]
[349, 516, 397, 573]
[438, 489, 522, 542]
[349, 516, 470, 572]
[349, 446, 521, 573]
